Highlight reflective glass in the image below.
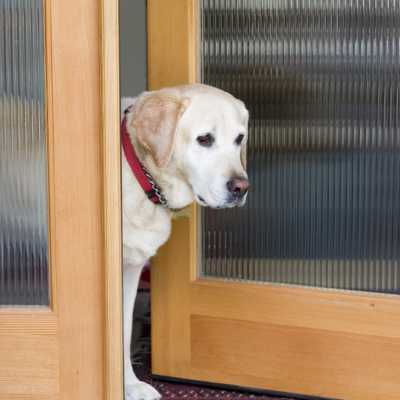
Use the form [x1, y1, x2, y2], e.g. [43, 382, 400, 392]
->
[0, 0, 49, 305]
[200, 0, 400, 293]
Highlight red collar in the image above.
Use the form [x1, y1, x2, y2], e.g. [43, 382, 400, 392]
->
[121, 111, 167, 206]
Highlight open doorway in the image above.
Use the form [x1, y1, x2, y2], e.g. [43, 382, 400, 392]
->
[119, 1, 400, 400]
[119, 1, 281, 399]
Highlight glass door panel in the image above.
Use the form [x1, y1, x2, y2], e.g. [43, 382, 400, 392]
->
[200, 0, 400, 293]
[0, 0, 49, 305]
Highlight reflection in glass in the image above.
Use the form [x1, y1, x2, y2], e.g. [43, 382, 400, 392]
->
[200, 0, 400, 293]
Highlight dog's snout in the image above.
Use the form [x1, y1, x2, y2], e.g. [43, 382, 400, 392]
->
[227, 177, 249, 198]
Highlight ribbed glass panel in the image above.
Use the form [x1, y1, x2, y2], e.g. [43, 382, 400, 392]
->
[200, 0, 400, 293]
[0, 0, 49, 305]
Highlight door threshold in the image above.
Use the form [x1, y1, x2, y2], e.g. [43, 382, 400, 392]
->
[151, 374, 336, 400]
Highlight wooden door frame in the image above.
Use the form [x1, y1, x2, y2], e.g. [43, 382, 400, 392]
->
[101, 1, 123, 399]
[52, 0, 123, 398]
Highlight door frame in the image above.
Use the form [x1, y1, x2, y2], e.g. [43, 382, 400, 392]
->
[101, 1, 123, 400]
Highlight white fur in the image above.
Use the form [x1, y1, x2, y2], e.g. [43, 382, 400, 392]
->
[122, 84, 248, 400]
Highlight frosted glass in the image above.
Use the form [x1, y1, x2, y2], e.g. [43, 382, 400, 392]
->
[0, 0, 49, 305]
[200, 0, 400, 293]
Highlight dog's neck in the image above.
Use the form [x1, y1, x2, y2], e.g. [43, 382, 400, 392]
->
[126, 120, 195, 211]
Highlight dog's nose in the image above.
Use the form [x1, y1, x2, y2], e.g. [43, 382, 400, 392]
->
[227, 177, 250, 198]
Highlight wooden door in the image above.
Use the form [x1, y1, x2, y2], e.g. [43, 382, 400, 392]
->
[149, 1, 400, 399]
[0, 1, 122, 400]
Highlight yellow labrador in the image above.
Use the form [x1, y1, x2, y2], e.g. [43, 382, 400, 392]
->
[122, 84, 249, 400]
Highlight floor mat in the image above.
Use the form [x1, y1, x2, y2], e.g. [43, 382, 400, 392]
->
[135, 360, 297, 400]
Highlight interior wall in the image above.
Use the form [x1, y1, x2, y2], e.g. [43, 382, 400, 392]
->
[119, 0, 147, 98]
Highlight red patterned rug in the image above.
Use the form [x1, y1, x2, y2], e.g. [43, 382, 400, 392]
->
[135, 360, 296, 400]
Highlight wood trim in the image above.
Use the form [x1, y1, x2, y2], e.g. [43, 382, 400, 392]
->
[49, 1, 106, 398]
[100, 1, 123, 400]
[147, 0, 198, 89]
[151, 218, 193, 377]
[0, 310, 57, 335]
[6, 396, 57, 400]
[148, 0, 200, 377]
[44, 0, 57, 311]
[190, 314, 400, 400]
[147, 0, 200, 274]
[191, 279, 400, 338]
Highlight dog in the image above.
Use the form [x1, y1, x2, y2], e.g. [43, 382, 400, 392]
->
[122, 84, 249, 400]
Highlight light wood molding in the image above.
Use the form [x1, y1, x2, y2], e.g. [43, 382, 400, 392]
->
[191, 279, 400, 338]
[100, 0, 123, 399]
[50, 1, 106, 398]
[147, 0, 200, 267]
[147, 0, 198, 89]
[191, 314, 400, 400]
[45, 0, 57, 311]
[148, 0, 199, 379]
[152, 218, 193, 377]
[0, 311, 57, 335]
[6, 396, 57, 400]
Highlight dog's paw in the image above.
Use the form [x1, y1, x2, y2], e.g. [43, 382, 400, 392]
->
[125, 381, 161, 400]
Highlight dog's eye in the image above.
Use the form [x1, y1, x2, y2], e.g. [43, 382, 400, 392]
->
[235, 134, 245, 145]
[197, 133, 214, 147]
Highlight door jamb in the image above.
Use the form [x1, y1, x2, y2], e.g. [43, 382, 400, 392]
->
[101, 1, 123, 399]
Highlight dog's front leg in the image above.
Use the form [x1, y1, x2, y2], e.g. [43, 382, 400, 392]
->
[123, 263, 161, 400]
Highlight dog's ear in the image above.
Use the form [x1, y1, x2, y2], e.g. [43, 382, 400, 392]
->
[132, 91, 189, 168]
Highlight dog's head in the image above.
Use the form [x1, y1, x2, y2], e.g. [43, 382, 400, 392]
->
[131, 84, 249, 209]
